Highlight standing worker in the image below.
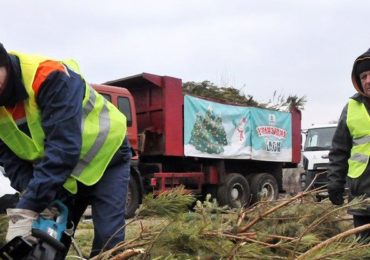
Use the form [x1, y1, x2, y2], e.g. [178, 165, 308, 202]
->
[328, 48, 370, 241]
[0, 43, 131, 257]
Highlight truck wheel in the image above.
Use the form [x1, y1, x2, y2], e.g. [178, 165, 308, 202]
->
[300, 172, 307, 191]
[250, 173, 279, 203]
[125, 177, 140, 219]
[217, 173, 251, 208]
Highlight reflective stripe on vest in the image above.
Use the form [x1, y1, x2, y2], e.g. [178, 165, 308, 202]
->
[347, 99, 370, 178]
[0, 51, 127, 194]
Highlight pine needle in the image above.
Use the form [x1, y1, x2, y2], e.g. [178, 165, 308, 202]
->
[137, 186, 196, 219]
[80, 187, 370, 259]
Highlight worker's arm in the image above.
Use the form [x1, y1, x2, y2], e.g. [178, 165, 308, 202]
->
[0, 140, 33, 192]
[327, 104, 352, 192]
[16, 62, 84, 212]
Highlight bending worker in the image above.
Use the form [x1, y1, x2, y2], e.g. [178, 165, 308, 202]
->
[0, 43, 131, 257]
[328, 48, 370, 241]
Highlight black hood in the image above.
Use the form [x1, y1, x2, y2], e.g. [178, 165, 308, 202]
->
[0, 43, 9, 68]
[352, 48, 370, 96]
[0, 54, 28, 107]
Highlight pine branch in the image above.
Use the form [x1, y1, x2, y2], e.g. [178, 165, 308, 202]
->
[111, 248, 145, 260]
[312, 243, 370, 260]
[296, 224, 370, 260]
[238, 190, 314, 233]
[303, 170, 327, 192]
[291, 200, 364, 256]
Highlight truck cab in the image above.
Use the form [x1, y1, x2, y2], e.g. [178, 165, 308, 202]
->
[92, 84, 142, 218]
[300, 123, 337, 198]
[92, 84, 139, 155]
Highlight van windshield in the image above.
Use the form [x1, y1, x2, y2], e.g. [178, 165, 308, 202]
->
[304, 127, 337, 151]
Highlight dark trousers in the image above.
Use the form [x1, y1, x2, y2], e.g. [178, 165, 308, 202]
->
[65, 138, 131, 257]
[353, 214, 370, 242]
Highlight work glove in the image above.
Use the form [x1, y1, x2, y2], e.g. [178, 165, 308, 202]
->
[328, 188, 344, 206]
[5, 208, 38, 242]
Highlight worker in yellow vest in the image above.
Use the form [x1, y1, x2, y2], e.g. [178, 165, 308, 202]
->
[0, 43, 131, 257]
[328, 48, 370, 241]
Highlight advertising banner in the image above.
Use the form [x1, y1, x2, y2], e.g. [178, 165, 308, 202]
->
[184, 95, 292, 161]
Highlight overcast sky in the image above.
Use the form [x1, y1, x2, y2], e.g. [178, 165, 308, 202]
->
[2, 0, 369, 128]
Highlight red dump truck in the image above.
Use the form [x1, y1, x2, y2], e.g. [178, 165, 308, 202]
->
[93, 73, 302, 217]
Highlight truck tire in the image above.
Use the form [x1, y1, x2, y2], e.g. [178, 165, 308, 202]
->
[216, 173, 251, 208]
[250, 173, 279, 203]
[125, 177, 140, 219]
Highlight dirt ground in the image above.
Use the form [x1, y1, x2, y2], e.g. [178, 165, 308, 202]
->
[282, 167, 304, 195]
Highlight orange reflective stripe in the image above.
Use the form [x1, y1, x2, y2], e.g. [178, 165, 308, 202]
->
[5, 61, 65, 122]
[33, 60, 66, 95]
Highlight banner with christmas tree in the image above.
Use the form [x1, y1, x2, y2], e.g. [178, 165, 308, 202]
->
[184, 95, 292, 161]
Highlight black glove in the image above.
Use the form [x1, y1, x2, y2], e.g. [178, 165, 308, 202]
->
[328, 188, 344, 205]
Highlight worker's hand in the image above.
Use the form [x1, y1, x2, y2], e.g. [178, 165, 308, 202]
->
[328, 188, 344, 206]
[6, 208, 38, 242]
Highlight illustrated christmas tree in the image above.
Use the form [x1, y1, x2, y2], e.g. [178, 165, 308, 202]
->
[189, 107, 228, 154]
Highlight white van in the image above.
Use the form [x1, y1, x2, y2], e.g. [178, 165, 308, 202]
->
[300, 124, 337, 199]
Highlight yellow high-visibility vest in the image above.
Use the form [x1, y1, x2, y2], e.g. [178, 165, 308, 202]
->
[347, 98, 370, 178]
[0, 51, 127, 193]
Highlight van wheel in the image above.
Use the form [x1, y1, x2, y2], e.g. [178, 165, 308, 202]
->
[250, 173, 279, 203]
[217, 173, 251, 208]
[125, 177, 140, 219]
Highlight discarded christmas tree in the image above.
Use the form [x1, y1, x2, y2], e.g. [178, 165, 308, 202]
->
[89, 187, 370, 260]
